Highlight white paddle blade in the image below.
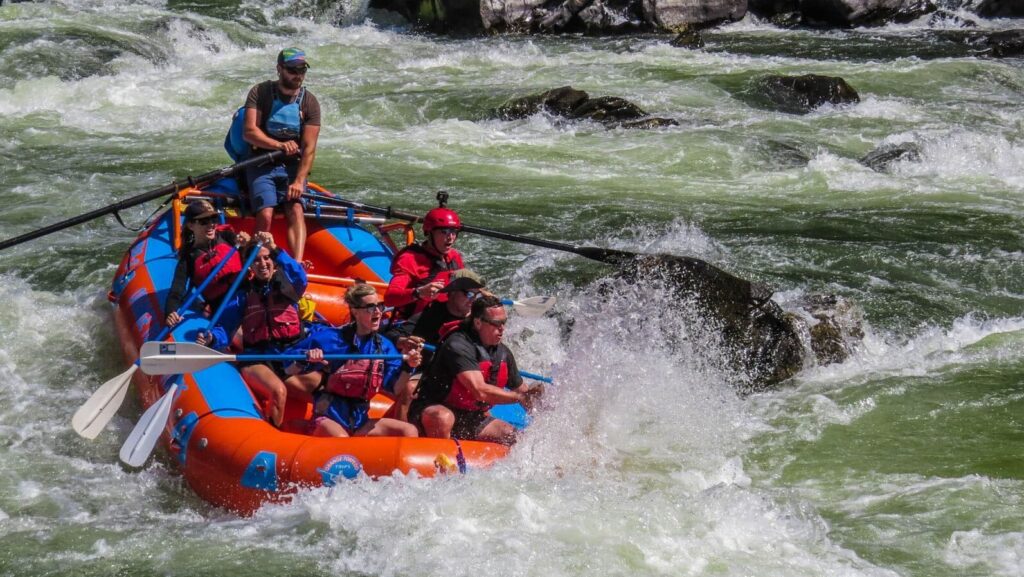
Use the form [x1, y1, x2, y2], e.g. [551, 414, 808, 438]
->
[72, 364, 137, 439]
[139, 341, 232, 375]
[119, 383, 177, 467]
[509, 296, 556, 317]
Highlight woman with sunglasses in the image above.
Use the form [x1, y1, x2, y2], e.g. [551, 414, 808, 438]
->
[164, 199, 247, 328]
[384, 205, 465, 321]
[297, 283, 422, 438]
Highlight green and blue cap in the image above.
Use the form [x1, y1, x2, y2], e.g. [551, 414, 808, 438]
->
[277, 47, 309, 69]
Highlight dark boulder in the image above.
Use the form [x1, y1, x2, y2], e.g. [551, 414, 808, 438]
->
[976, 0, 1024, 18]
[750, 74, 860, 115]
[859, 141, 922, 172]
[645, 0, 747, 31]
[622, 255, 862, 389]
[799, 0, 936, 27]
[494, 86, 679, 128]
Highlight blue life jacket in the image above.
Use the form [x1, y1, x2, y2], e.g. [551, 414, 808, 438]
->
[223, 84, 305, 162]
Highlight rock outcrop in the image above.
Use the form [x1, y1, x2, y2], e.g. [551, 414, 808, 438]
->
[747, 74, 860, 115]
[370, 0, 746, 34]
[621, 254, 861, 390]
[975, 0, 1024, 18]
[494, 86, 679, 128]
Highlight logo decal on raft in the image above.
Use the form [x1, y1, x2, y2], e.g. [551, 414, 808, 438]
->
[318, 455, 362, 487]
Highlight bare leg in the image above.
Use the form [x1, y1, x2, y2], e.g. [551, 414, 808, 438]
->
[420, 405, 455, 439]
[477, 418, 518, 445]
[385, 375, 418, 423]
[284, 201, 306, 262]
[360, 418, 418, 437]
[255, 206, 274, 234]
[284, 371, 320, 402]
[240, 364, 287, 427]
[311, 418, 349, 438]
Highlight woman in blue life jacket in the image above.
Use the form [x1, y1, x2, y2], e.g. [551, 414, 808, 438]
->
[297, 283, 422, 438]
[241, 47, 321, 264]
[198, 231, 308, 428]
[165, 199, 249, 328]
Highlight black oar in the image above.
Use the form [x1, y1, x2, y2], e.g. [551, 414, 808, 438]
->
[300, 191, 770, 308]
[301, 191, 642, 266]
[0, 150, 285, 251]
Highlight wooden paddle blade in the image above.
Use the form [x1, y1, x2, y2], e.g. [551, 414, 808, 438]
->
[119, 383, 178, 467]
[72, 364, 136, 439]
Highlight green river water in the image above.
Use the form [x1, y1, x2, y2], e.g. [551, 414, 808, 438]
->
[0, 1, 1022, 576]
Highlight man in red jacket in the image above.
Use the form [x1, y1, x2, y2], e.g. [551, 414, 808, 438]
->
[384, 205, 465, 321]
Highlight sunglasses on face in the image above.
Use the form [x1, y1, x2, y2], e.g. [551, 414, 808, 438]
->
[194, 216, 218, 226]
[480, 316, 507, 328]
[463, 289, 481, 301]
[352, 302, 386, 312]
[284, 66, 308, 76]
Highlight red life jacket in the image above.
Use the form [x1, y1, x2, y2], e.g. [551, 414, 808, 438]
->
[190, 234, 241, 303]
[392, 243, 462, 320]
[241, 285, 301, 348]
[324, 326, 385, 401]
[443, 337, 510, 412]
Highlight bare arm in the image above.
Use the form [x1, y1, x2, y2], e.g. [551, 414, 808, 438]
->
[455, 370, 526, 406]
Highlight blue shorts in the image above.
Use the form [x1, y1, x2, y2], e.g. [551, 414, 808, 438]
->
[245, 163, 304, 213]
[312, 393, 370, 434]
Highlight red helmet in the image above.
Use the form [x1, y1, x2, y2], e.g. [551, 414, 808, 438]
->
[423, 207, 461, 234]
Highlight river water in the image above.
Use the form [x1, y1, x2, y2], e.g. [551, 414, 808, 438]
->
[1, 1, 1022, 576]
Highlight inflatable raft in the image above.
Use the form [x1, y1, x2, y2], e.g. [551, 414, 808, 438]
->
[109, 181, 512, 515]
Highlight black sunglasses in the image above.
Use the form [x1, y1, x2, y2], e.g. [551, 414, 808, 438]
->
[480, 316, 507, 328]
[352, 302, 386, 312]
[285, 66, 308, 75]
[194, 216, 218, 226]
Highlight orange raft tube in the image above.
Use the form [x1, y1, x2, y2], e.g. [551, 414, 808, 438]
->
[109, 182, 508, 515]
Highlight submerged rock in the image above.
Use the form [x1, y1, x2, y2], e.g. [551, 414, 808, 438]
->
[669, 29, 706, 48]
[494, 86, 679, 128]
[859, 141, 922, 172]
[750, 74, 860, 115]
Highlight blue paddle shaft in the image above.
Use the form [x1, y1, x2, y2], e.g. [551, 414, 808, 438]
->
[146, 244, 240, 358]
[206, 240, 263, 331]
[235, 353, 404, 362]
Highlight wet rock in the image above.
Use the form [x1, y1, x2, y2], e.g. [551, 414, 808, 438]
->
[926, 9, 978, 28]
[494, 86, 678, 128]
[985, 30, 1024, 58]
[755, 138, 813, 169]
[751, 74, 860, 115]
[645, 0, 747, 31]
[622, 254, 806, 390]
[669, 29, 705, 48]
[800, 0, 936, 27]
[784, 294, 864, 365]
[975, 0, 1024, 18]
[859, 141, 922, 172]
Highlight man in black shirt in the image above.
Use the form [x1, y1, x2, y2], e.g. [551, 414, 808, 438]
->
[409, 295, 542, 444]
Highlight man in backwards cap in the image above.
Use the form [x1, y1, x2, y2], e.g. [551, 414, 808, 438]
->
[385, 268, 487, 421]
[241, 47, 321, 264]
